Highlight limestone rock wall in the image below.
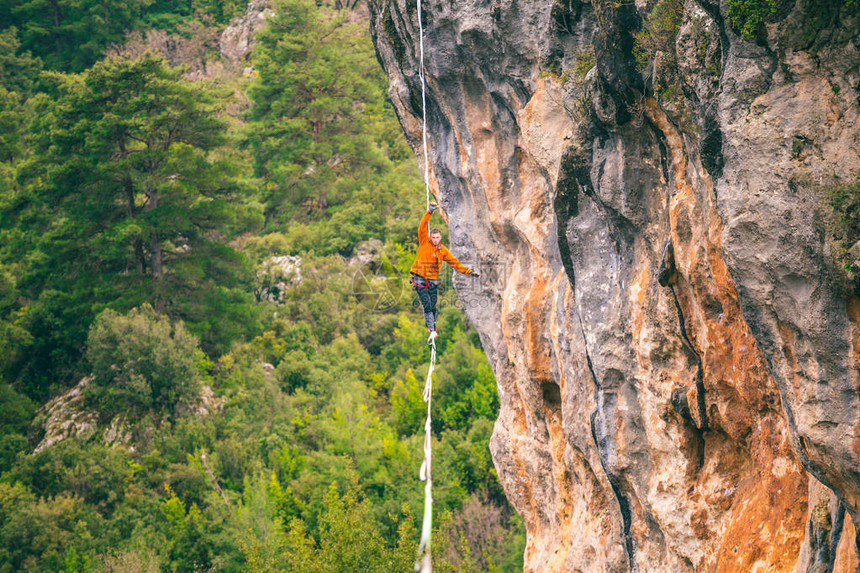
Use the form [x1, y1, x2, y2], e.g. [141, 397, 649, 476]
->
[368, 0, 860, 570]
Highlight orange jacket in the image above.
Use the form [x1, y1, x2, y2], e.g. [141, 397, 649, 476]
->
[410, 211, 473, 280]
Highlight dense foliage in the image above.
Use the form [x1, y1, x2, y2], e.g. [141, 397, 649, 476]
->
[86, 304, 203, 417]
[726, 0, 779, 38]
[633, 0, 685, 103]
[725, 0, 860, 40]
[246, 0, 418, 249]
[0, 0, 525, 571]
[4, 50, 259, 399]
[826, 176, 860, 294]
[0, 0, 246, 72]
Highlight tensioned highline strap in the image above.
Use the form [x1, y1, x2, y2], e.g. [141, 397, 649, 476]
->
[415, 338, 436, 572]
[415, 2, 435, 571]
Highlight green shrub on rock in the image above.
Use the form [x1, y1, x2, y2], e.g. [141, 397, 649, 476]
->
[86, 304, 202, 417]
[828, 177, 860, 251]
[633, 0, 684, 71]
[826, 177, 860, 292]
[726, 0, 778, 39]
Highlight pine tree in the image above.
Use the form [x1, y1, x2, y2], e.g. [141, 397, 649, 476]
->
[246, 0, 387, 224]
[8, 53, 259, 396]
[1, 0, 150, 72]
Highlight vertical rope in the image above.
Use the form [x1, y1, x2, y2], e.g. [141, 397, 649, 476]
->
[417, 0, 431, 212]
[415, 338, 436, 572]
[415, 2, 434, 570]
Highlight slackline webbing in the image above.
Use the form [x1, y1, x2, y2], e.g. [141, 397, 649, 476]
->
[415, 338, 436, 572]
[415, 2, 435, 571]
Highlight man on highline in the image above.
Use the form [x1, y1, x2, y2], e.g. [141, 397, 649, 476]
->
[410, 202, 479, 341]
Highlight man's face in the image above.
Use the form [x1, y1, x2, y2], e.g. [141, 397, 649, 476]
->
[430, 232, 442, 247]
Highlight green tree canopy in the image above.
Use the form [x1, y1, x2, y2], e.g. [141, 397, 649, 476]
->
[7, 53, 260, 397]
[246, 0, 396, 227]
[0, 27, 41, 96]
[1, 0, 150, 72]
[86, 304, 202, 416]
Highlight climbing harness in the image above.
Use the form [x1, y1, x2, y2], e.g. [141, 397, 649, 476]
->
[415, 2, 434, 571]
[416, 336, 436, 572]
[410, 273, 431, 289]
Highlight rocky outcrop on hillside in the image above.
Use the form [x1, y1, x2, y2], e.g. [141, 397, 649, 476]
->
[34, 377, 99, 453]
[35, 378, 224, 453]
[369, 0, 860, 570]
[220, 0, 273, 67]
[255, 255, 303, 303]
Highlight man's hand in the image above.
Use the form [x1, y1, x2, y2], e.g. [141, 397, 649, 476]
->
[470, 272, 480, 279]
[428, 202, 438, 213]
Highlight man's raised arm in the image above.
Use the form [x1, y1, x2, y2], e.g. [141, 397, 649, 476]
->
[417, 208, 433, 245]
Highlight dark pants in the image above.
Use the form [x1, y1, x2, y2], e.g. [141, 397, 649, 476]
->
[412, 274, 438, 332]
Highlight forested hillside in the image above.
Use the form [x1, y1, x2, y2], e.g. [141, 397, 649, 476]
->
[0, 0, 524, 570]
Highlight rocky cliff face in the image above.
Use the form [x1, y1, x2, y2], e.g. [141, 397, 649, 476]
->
[368, 0, 860, 570]
[220, 0, 273, 67]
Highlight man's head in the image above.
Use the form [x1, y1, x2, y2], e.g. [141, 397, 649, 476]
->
[429, 228, 442, 247]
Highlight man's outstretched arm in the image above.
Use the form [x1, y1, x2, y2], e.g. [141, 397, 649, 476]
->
[441, 247, 476, 276]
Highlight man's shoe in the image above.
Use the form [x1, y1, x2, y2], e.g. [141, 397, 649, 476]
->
[428, 331, 438, 342]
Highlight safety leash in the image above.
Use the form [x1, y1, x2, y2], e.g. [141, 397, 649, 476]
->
[416, 337, 436, 572]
